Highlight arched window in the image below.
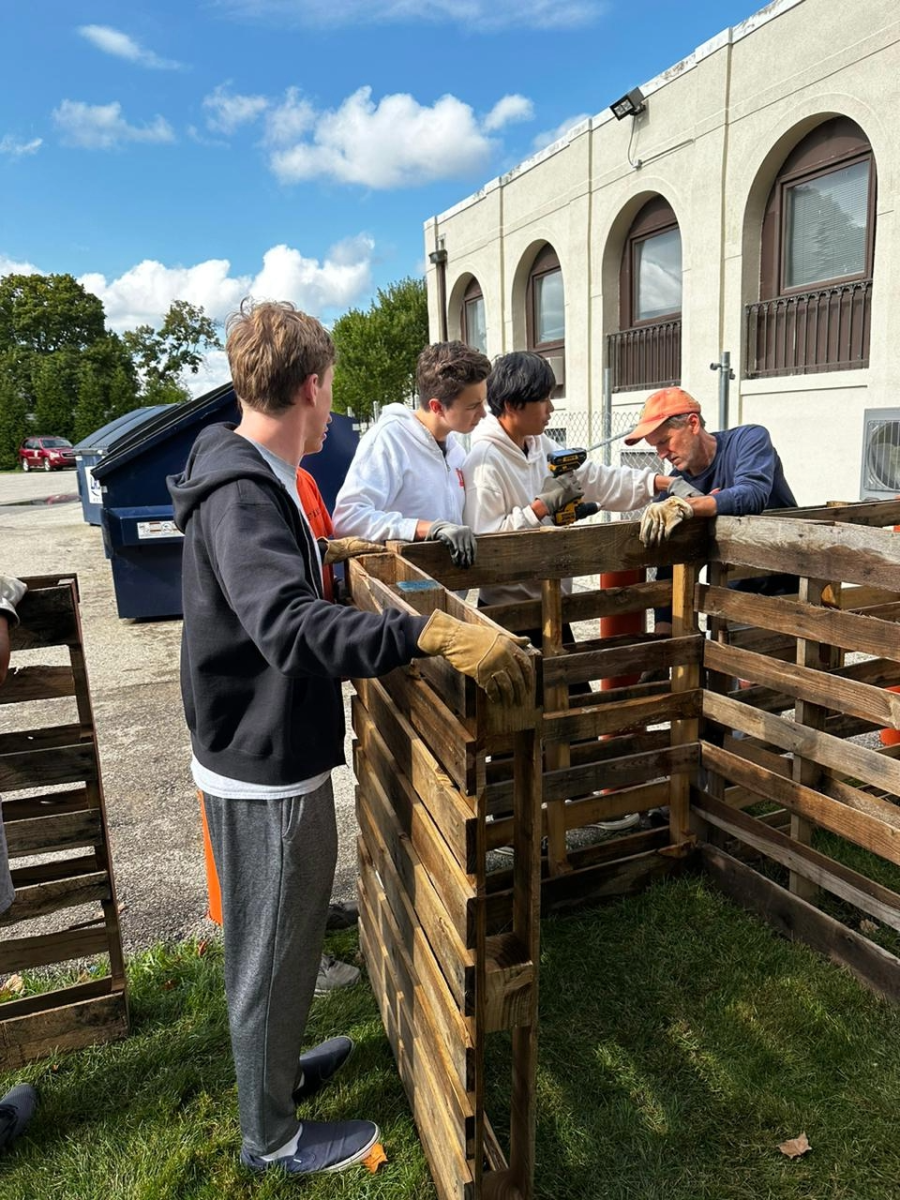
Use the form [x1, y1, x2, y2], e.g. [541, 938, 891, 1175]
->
[526, 244, 565, 393]
[748, 116, 876, 377]
[461, 277, 487, 353]
[609, 197, 682, 392]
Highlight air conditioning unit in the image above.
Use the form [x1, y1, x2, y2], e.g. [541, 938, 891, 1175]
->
[860, 409, 900, 499]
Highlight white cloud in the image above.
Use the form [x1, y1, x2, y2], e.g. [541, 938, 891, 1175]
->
[0, 254, 42, 277]
[77, 25, 184, 70]
[269, 86, 501, 188]
[203, 83, 269, 134]
[53, 100, 176, 150]
[532, 113, 591, 151]
[185, 348, 232, 396]
[0, 135, 43, 158]
[264, 87, 315, 145]
[78, 237, 376, 331]
[215, 0, 605, 31]
[483, 95, 534, 133]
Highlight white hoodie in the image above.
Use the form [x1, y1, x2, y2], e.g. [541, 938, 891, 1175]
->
[463, 414, 657, 605]
[332, 404, 467, 542]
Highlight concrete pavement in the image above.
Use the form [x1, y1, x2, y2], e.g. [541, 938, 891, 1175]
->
[0, 468, 360, 953]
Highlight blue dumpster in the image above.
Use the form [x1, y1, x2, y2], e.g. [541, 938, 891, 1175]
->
[74, 406, 170, 525]
[93, 383, 359, 619]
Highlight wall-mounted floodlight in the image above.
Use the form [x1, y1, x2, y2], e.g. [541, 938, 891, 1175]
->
[610, 87, 646, 121]
[428, 247, 448, 266]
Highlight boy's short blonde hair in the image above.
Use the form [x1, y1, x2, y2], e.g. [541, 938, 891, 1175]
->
[225, 299, 335, 415]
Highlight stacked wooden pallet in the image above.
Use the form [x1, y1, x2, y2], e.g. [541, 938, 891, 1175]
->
[0, 575, 128, 1069]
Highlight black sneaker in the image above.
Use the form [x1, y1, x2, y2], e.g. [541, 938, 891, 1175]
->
[240, 1118, 380, 1175]
[0, 1084, 37, 1153]
[325, 901, 359, 931]
[293, 1035, 354, 1104]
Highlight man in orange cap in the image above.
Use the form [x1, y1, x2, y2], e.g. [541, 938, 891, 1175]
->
[627, 386, 796, 547]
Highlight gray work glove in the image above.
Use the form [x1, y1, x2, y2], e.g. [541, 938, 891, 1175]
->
[639, 496, 694, 546]
[665, 476, 704, 500]
[535, 473, 584, 517]
[426, 520, 477, 568]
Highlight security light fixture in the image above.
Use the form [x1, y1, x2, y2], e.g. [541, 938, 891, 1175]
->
[610, 88, 646, 121]
[428, 247, 448, 265]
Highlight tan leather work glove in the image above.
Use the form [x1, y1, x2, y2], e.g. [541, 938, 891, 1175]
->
[319, 537, 384, 566]
[417, 611, 531, 705]
[639, 495, 693, 547]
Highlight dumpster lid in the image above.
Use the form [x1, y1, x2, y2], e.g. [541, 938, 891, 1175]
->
[93, 383, 235, 482]
[73, 405, 171, 454]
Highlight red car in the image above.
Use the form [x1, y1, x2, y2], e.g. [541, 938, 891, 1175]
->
[19, 437, 76, 472]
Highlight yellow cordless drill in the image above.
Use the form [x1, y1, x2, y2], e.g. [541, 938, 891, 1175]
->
[545, 446, 598, 526]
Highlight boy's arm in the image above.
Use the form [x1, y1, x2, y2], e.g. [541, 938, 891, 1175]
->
[332, 437, 418, 542]
[464, 456, 547, 533]
[578, 461, 659, 512]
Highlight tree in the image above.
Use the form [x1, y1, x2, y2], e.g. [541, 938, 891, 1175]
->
[0, 352, 29, 470]
[123, 300, 221, 396]
[31, 348, 82, 441]
[332, 276, 428, 421]
[0, 273, 106, 359]
[73, 334, 140, 442]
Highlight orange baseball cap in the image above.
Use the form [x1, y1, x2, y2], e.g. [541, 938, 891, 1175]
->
[624, 387, 702, 445]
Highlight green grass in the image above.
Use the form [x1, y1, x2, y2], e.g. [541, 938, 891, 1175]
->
[4, 880, 900, 1199]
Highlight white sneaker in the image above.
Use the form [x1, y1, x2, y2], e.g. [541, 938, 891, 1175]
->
[592, 813, 641, 832]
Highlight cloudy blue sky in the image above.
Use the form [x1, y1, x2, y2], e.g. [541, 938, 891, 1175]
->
[2, 0, 762, 389]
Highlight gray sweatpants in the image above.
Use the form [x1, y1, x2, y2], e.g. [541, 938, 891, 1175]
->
[203, 781, 338, 1156]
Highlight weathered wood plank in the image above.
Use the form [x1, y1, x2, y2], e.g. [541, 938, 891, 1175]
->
[394, 519, 709, 591]
[8, 583, 79, 651]
[0, 741, 98, 791]
[0, 990, 129, 1070]
[0, 871, 109, 927]
[0, 666, 76, 706]
[0, 924, 108, 973]
[697, 584, 900, 663]
[376, 666, 477, 796]
[482, 579, 672, 633]
[543, 689, 701, 744]
[700, 741, 900, 868]
[695, 792, 900, 933]
[353, 682, 476, 874]
[4, 809, 102, 857]
[702, 845, 900, 1003]
[712, 515, 900, 592]
[542, 634, 702, 688]
[705, 640, 900, 731]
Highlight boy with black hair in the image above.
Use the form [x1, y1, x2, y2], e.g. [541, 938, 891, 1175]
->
[463, 351, 672, 609]
[333, 340, 491, 567]
[168, 302, 529, 1178]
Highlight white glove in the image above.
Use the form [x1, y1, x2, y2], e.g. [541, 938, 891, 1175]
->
[639, 496, 693, 547]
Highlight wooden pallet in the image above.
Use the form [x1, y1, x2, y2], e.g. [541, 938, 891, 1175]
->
[0, 574, 129, 1069]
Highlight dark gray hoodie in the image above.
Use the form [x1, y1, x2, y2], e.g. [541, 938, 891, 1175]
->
[168, 424, 426, 786]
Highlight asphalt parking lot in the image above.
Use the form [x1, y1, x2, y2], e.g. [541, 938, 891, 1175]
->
[0, 468, 360, 953]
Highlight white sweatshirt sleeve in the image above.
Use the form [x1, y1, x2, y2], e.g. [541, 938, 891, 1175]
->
[332, 432, 419, 542]
[577, 461, 657, 512]
[464, 454, 545, 534]
[0, 575, 26, 626]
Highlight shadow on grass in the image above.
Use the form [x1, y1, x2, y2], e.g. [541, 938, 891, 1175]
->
[4, 880, 900, 1199]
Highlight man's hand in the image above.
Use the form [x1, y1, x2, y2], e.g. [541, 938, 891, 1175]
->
[535, 473, 583, 517]
[417, 611, 531, 705]
[426, 520, 477, 568]
[639, 496, 694, 546]
[319, 537, 384, 566]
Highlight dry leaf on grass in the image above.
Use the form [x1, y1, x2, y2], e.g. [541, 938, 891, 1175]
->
[0, 974, 24, 996]
[778, 1133, 811, 1158]
[859, 919, 879, 935]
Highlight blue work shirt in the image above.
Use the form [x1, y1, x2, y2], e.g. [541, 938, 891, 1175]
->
[655, 425, 797, 515]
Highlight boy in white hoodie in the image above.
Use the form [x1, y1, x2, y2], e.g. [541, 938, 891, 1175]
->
[464, 351, 672, 610]
[332, 341, 491, 567]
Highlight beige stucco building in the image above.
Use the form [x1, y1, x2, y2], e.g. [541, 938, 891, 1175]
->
[424, 0, 900, 504]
